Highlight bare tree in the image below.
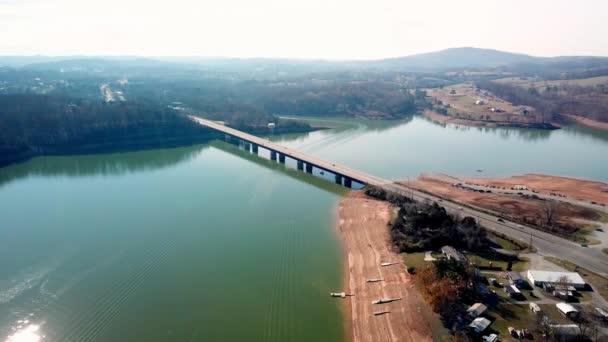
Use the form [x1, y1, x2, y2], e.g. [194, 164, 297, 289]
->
[542, 200, 558, 227]
[536, 312, 553, 341]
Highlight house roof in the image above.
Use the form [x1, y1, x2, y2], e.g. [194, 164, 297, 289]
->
[556, 303, 578, 314]
[469, 317, 491, 332]
[467, 303, 487, 315]
[441, 245, 467, 262]
[505, 285, 521, 294]
[528, 270, 585, 286]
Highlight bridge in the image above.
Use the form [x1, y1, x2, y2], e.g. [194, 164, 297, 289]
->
[191, 115, 608, 276]
[191, 116, 390, 188]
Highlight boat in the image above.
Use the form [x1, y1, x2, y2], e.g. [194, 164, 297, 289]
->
[367, 278, 383, 283]
[372, 297, 401, 304]
[373, 310, 390, 316]
[330, 292, 346, 298]
[380, 262, 399, 267]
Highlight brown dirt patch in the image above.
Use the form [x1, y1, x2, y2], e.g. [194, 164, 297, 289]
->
[405, 174, 603, 234]
[337, 191, 436, 342]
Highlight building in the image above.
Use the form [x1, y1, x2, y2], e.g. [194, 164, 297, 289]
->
[505, 284, 522, 298]
[468, 317, 492, 333]
[556, 303, 579, 319]
[527, 270, 586, 289]
[507, 271, 527, 287]
[467, 303, 488, 318]
[441, 246, 467, 263]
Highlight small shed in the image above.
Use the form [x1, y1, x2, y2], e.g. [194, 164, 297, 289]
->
[467, 303, 488, 318]
[441, 246, 467, 263]
[556, 303, 579, 319]
[469, 317, 492, 333]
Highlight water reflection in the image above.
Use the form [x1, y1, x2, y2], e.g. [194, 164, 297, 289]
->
[421, 116, 555, 141]
[6, 323, 42, 342]
[211, 141, 348, 196]
[0, 145, 210, 188]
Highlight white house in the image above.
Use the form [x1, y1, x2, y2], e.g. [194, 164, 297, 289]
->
[469, 317, 491, 333]
[527, 270, 586, 289]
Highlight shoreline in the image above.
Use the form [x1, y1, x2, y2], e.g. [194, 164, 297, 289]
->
[423, 110, 559, 129]
[336, 191, 434, 342]
[561, 114, 608, 130]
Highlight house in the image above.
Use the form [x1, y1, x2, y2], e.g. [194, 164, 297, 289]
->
[468, 317, 492, 333]
[556, 303, 579, 319]
[527, 270, 586, 289]
[505, 284, 522, 298]
[595, 307, 608, 320]
[467, 303, 488, 318]
[441, 246, 467, 263]
[550, 324, 581, 337]
[507, 272, 527, 287]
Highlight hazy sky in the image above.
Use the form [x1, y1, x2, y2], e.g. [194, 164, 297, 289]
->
[1, 0, 607, 59]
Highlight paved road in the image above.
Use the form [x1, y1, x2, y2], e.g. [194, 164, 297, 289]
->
[192, 116, 608, 276]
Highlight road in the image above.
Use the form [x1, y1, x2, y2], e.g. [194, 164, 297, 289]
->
[192, 116, 608, 276]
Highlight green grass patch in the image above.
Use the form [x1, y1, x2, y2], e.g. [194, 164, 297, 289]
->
[401, 252, 428, 270]
[486, 303, 535, 341]
[465, 250, 529, 272]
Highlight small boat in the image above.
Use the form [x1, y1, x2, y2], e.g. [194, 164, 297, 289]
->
[367, 278, 383, 283]
[373, 310, 390, 316]
[380, 262, 399, 267]
[330, 292, 346, 298]
[372, 297, 401, 304]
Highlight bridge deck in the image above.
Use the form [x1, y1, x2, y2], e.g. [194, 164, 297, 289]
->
[191, 116, 389, 186]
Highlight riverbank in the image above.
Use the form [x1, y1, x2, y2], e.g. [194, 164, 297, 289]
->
[561, 114, 608, 130]
[337, 191, 435, 342]
[423, 110, 559, 129]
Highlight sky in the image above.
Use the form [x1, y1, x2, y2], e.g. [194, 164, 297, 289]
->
[1, 0, 607, 59]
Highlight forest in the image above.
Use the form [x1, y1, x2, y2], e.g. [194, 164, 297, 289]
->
[0, 94, 217, 166]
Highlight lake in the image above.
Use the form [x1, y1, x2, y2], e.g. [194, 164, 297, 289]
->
[1, 115, 607, 341]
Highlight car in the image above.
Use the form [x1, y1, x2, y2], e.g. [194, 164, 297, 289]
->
[581, 243, 589, 247]
[497, 218, 504, 223]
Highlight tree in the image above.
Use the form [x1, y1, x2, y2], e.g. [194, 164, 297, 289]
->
[541, 200, 558, 227]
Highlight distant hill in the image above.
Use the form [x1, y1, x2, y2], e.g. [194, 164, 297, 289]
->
[373, 47, 540, 70]
[3, 48, 608, 75]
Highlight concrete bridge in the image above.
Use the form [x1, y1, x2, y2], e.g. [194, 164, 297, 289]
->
[191, 115, 608, 276]
[191, 116, 390, 188]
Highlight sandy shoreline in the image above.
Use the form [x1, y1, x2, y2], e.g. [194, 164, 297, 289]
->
[562, 114, 608, 130]
[336, 191, 434, 342]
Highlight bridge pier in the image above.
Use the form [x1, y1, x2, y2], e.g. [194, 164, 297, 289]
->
[305, 164, 313, 174]
[270, 151, 277, 161]
[344, 177, 352, 188]
[335, 174, 343, 185]
[278, 154, 286, 164]
[243, 142, 251, 152]
[297, 160, 304, 170]
[252, 144, 258, 154]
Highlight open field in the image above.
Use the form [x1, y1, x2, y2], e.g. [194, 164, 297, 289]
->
[425, 82, 546, 127]
[337, 191, 438, 342]
[404, 173, 607, 244]
[495, 76, 608, 89]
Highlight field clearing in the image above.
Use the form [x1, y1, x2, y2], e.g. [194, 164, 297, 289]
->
[495, 76, 608, 88]
[426, 82, 541, 125]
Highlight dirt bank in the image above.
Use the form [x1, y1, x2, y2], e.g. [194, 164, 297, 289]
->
[562, 114, 608, 130]
[337, 191, 435, 342]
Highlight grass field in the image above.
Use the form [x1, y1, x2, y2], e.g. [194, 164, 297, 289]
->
[465, 250, 530, 272]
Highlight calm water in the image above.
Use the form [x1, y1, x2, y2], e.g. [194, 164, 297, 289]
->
[1, 115, 607, 341]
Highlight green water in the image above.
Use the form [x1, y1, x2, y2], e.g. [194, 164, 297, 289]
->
[1, 115, 607, 341]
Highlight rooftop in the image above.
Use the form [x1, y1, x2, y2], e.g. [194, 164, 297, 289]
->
[528, 270, 585, 285]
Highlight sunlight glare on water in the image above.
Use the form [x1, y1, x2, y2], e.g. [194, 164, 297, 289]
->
[5, 323, 42, 342]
